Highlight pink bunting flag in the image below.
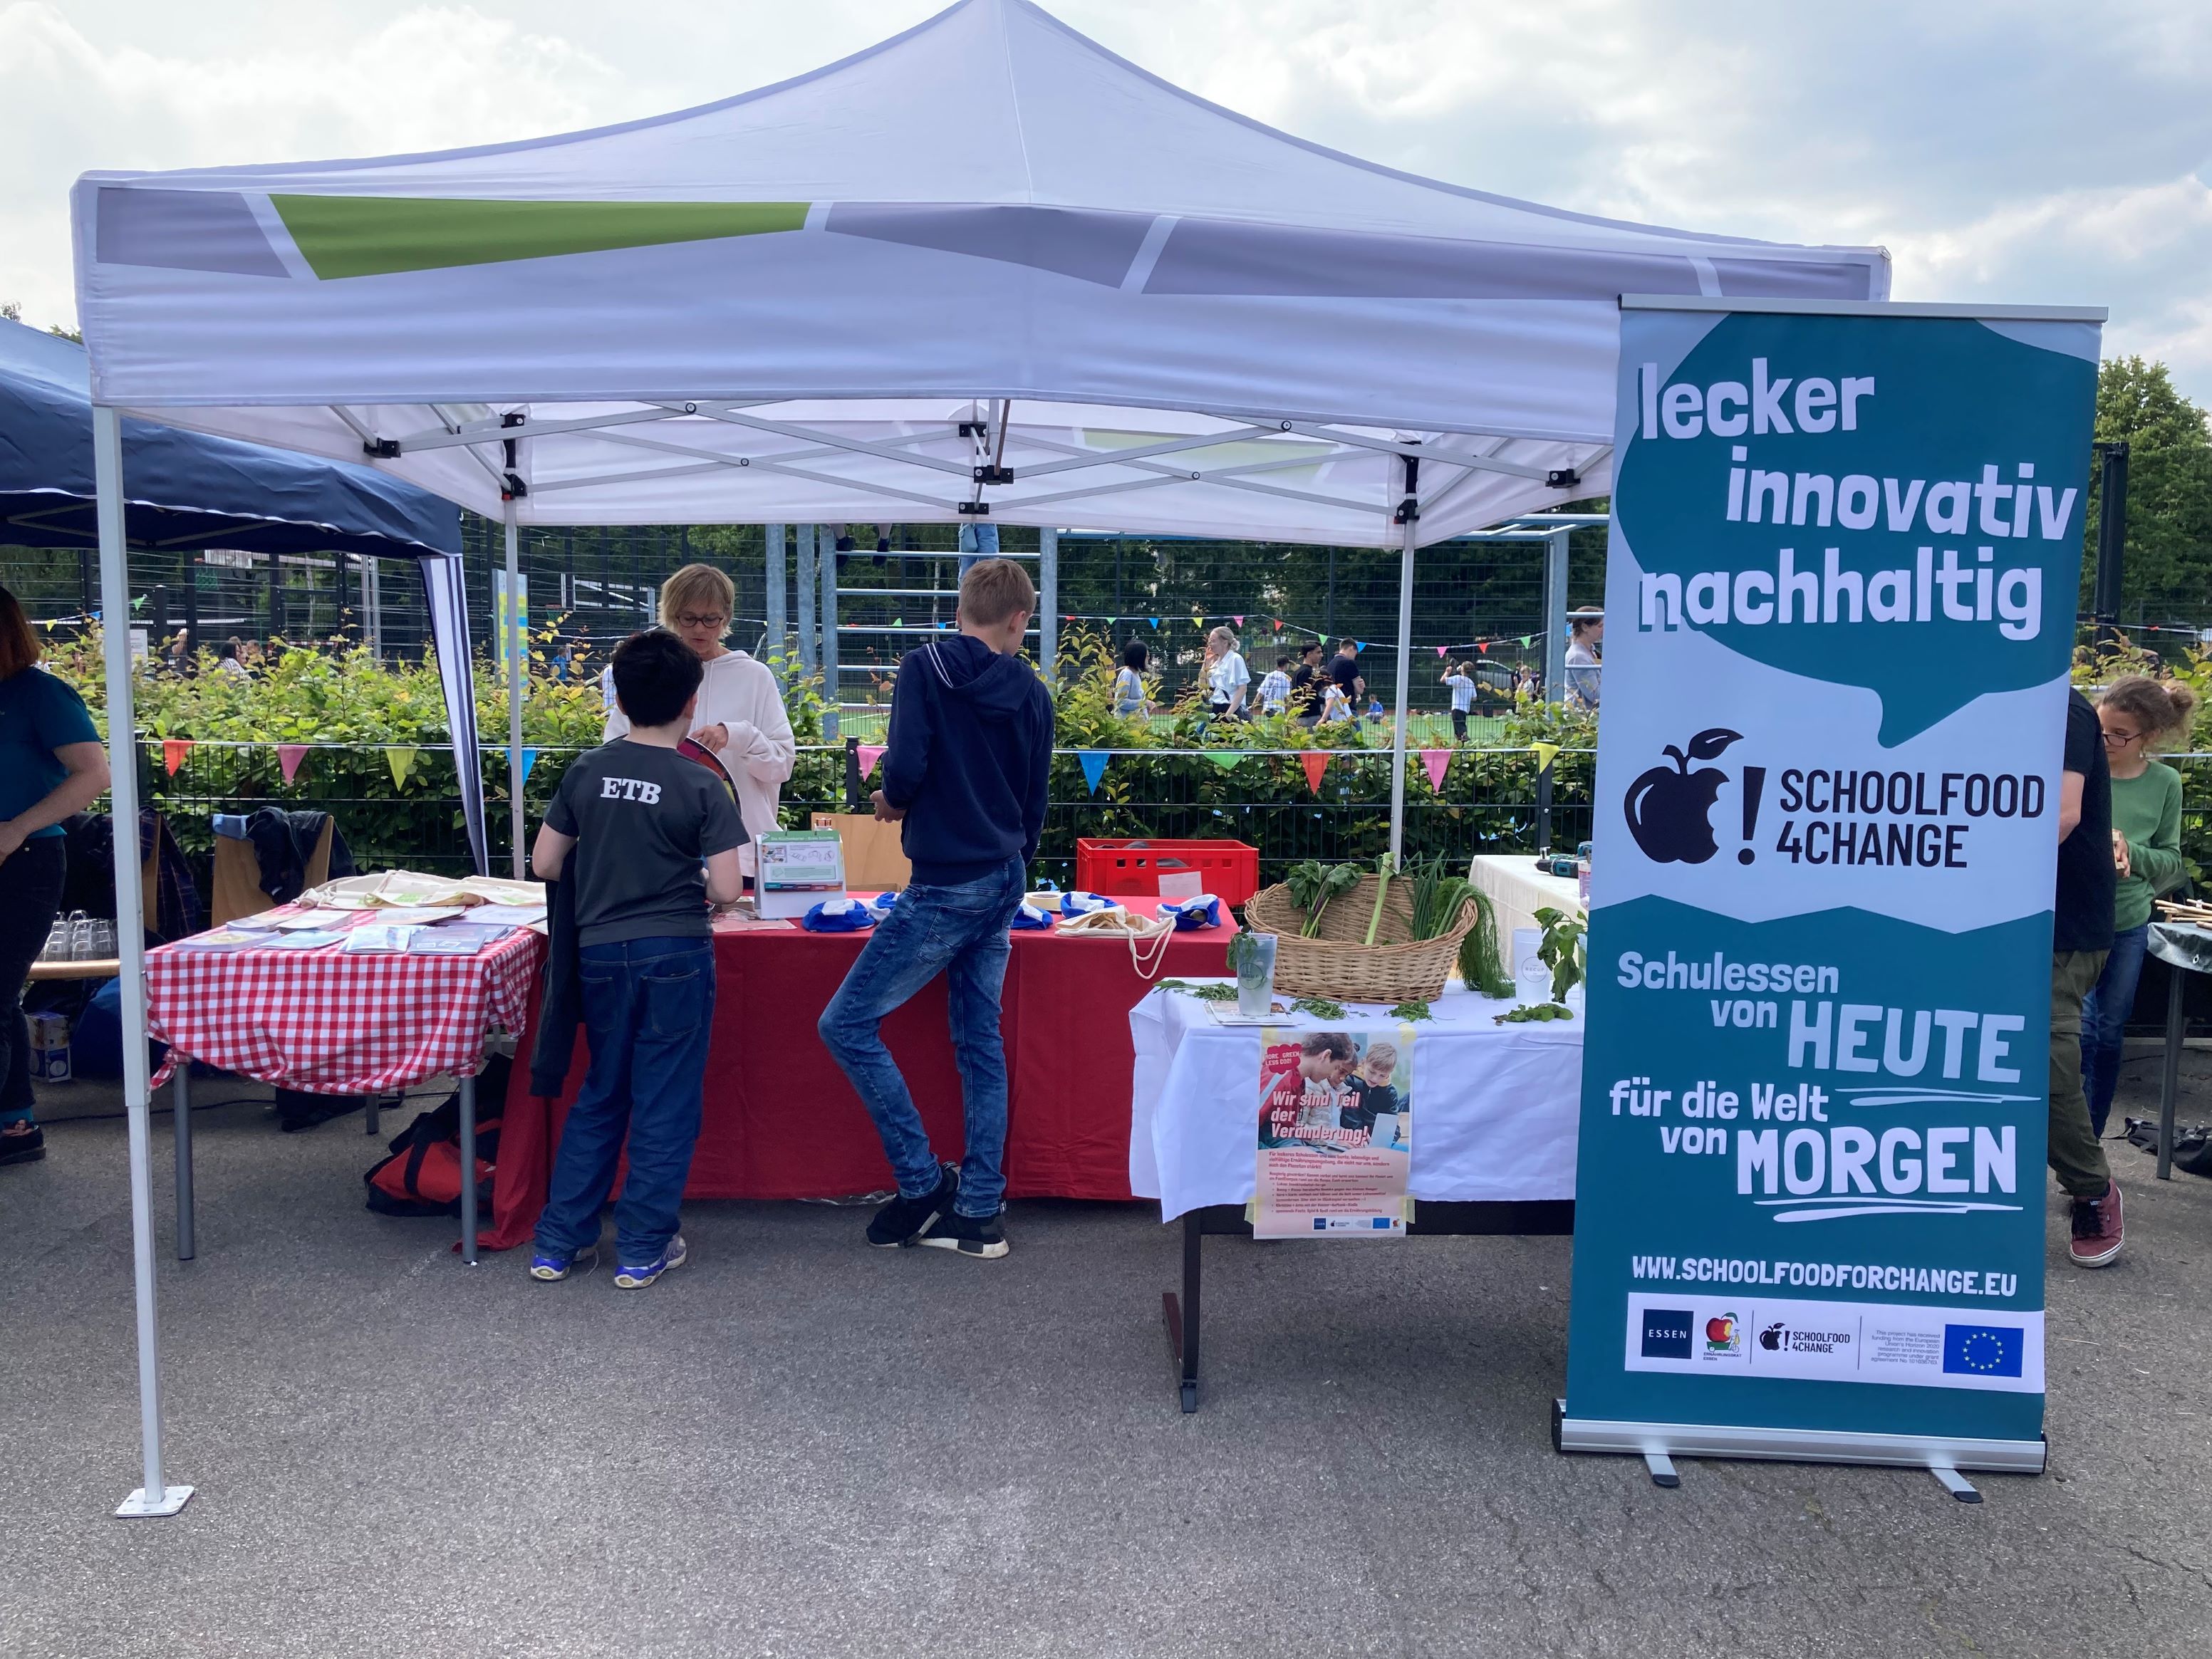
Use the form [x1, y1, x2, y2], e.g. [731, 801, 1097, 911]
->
[1300, 751, 1330, 796]
[1421, 749, 1451, 794]
[1435, 645, 1448, 659]
[162, 738, 192, 776]
[857, 744, 888, 779]
[278, 744, 309, 783]
[1232, 615, 1245, 627]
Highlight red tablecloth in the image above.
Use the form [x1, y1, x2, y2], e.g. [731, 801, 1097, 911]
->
[145, 922, 544, 1093]
[484, 900, 1234, 1249]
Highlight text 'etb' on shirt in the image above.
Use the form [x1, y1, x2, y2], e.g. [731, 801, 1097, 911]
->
[600, 776, 663, 804]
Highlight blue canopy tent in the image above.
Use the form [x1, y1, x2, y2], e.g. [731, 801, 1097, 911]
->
[1, 317, 487, 1517]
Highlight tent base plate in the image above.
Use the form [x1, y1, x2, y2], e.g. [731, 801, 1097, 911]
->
[115, 1484, 194, 1519]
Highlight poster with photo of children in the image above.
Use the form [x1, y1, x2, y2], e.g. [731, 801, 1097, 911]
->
[1252, 1026, 1415, 1238]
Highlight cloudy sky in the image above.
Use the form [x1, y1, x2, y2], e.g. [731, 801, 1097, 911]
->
[7, 0, 2211, 400]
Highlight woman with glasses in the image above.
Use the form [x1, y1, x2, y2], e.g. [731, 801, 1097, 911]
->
[603, 563, 795, 880]
[2081, 675, 2198, 1138]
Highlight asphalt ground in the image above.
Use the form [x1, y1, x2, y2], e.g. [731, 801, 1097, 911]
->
[4, 1052, 2210, 1659]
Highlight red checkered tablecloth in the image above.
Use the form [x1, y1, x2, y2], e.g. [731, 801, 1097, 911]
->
[146, 929, 545, 1094]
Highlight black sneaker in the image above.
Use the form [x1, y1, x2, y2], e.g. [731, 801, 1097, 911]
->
[919, 1210, 1009, 1260]
[0, 1123, 45, 1167]
[866, 1163, 959, 1248]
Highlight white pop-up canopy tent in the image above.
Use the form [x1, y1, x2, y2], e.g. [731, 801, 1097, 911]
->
[71, 0, 1886, 1514]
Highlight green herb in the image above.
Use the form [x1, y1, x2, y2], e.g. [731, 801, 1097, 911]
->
[1532, 905, 1587, 1004]
[1388, 999, 1434, 1021]
[1364, 853, 1394, 947]
[1289, 994, 1347, 1019]
[1156, 979, 1239, 1003]
[1285, 860, 1361, 938]
[1494, 1002, 1574, 1024]
[1225, 930, 1264, 979]
[1457, 888, 1515, 999]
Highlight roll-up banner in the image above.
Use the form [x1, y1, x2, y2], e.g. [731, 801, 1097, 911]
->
[1560, 298, 2104, 1475]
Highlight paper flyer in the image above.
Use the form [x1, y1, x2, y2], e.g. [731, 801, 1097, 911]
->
[1252, 1025, 1415, 1237]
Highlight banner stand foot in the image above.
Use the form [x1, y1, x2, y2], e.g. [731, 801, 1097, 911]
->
[1931, 1467, 1981, 1504]
[115, 1484, 193, 1519]
[1641, 1451, 1680, 1488]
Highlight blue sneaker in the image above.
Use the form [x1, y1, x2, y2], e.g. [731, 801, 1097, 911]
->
[529, 1244, 597, 1282]
[614, 1234, 689, 1289]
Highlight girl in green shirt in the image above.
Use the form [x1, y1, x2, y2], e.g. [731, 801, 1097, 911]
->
[2082, 675, 2199, 1137]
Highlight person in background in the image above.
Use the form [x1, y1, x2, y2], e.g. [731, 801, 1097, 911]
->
[2082, 676, 2198, 1140]
[2051, 685, 2122, 1267]
[1289, 640, 1327, 727]
[1112, 638, 1151, 719]
[162, 631, 189, 675]
[1441, 661, 1478, 742]
[217, 637, 250, 679]
[1203, 626, 1250, 721]
[1319, 677, 1354, 724]
[1257, 655, 1292, 717]
[0, 586, 110, 1167]
[1565, 610, 1604, 708]
[604, 563, 794, 884]
[819, 559, 1052, 1262]
[529, 630, 747, 1288]
[1329, 638, 1365, 723]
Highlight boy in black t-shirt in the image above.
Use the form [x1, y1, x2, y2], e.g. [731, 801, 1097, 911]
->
[2052, 687, 2122, 1267]
[527, 631, 747, 1289]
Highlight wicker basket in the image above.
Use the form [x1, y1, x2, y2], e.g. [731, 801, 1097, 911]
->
[1243, 875, 1480, 1004]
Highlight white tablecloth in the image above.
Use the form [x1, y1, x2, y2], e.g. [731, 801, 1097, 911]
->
[1468, 853, 1585, 955]
[1130, 984, 1584, 1219]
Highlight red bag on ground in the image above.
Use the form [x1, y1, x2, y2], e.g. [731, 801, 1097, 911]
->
[364, 1093, 499, 1218]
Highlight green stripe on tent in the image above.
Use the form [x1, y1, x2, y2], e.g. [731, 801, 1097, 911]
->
[270, 197, 811, 279]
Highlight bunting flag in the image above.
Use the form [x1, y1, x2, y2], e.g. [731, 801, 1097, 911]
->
[388, 746, 418, 789]
[1435, 645, 1449, 659]
[1421, 749, 1452, 793]
[1530, 741, 1561, 775]
[1205, 751, 1242, 771]
[1077, 750, 1110, 794]
[1300, 750, 1330, 796]
[1232, 614, 1245, 627]
[1520, 635, 1533, 648]
[1477, 641, 1489, 652]
[520, 748, 540, 785]
[161, 738, 192, 776]
[277, 744, 309, 783]
[857, 744, 888, 778]
[1150, 617, 1160, 629]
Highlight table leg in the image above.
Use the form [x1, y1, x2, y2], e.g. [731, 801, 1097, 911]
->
[1159, 1209, 1201, 1412]
[365, 1091, 380, 1138]
[458, 1071, 478, 1266]
[173, 1066, 194, 1262]
[2157, 966, 2185, 1181]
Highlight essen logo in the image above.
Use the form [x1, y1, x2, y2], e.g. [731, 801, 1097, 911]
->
[1641, 1308, 1694, 1360]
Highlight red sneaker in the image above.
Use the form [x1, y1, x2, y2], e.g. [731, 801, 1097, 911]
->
[2068, 1180, 2124, 1269]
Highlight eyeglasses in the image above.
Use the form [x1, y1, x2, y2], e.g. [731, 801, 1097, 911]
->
[676, 613, 727, 630]
[2102, 728, 2142, 747]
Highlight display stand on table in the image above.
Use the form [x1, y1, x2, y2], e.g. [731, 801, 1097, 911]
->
[2150, 922, 2212, 1179]
[144, 923, 542, 1264]
[1131, 982, 1582, 1410]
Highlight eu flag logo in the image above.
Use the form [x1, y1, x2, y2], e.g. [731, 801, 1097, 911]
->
[1942, 1325, 2024, 1378]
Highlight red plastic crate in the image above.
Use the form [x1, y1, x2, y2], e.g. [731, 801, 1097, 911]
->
[1074, 838, 1259, 905]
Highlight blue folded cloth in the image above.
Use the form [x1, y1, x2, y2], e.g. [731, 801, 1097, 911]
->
[1165, 893, 1222, 930]
[803, 897, 881, 932]
[1009, 903, 1054, 930]
[1060, 891, 1121, 917]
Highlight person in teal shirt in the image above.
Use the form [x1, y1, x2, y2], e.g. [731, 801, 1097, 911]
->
[0, 586, 113, 1165]
[2082, 675, 2198, 1139]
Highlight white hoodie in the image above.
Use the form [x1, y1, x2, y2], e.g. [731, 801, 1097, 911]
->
[603, 650, 796, 875]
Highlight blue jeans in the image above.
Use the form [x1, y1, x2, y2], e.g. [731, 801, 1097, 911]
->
[534, 936, 715, 1264]
[818, 858, 1026, 1217]
[2081, 922, 2150, 1140]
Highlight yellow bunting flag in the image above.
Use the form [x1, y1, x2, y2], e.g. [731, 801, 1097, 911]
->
[1530, 742, 1561, 775]
[387, 746, 418, 789]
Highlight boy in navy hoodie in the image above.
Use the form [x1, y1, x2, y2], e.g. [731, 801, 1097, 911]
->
[819, 558, 1052, 1259]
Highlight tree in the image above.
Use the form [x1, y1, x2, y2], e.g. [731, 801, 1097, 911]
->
[2081, 357, 2212, 625]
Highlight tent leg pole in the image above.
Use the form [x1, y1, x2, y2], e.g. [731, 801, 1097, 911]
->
[1387, 458, 1418, 867]
[1543, 528, 1569, 704]
[764, 524, 786, 676]
[504, 504, 525, 880]
[95, 407, 192, 1520]
[1039, 528, 1058, 681]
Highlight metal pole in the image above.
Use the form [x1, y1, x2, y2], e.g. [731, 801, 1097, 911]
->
[820, 540, 840, 742]
[458, 1071, 478, 1265]
[172, 1067, 194, 1262]
[1543, 527, 1570, 704]
[2092, 442, 2129, 650]
[795, 524, 817, 676]
[764, 524, 787, 676]
[1039, 527, 1059, 680]
[95, 406, 192, 1519]
[504, 503, 526, 880]
[1387, 456, 1418, 865]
